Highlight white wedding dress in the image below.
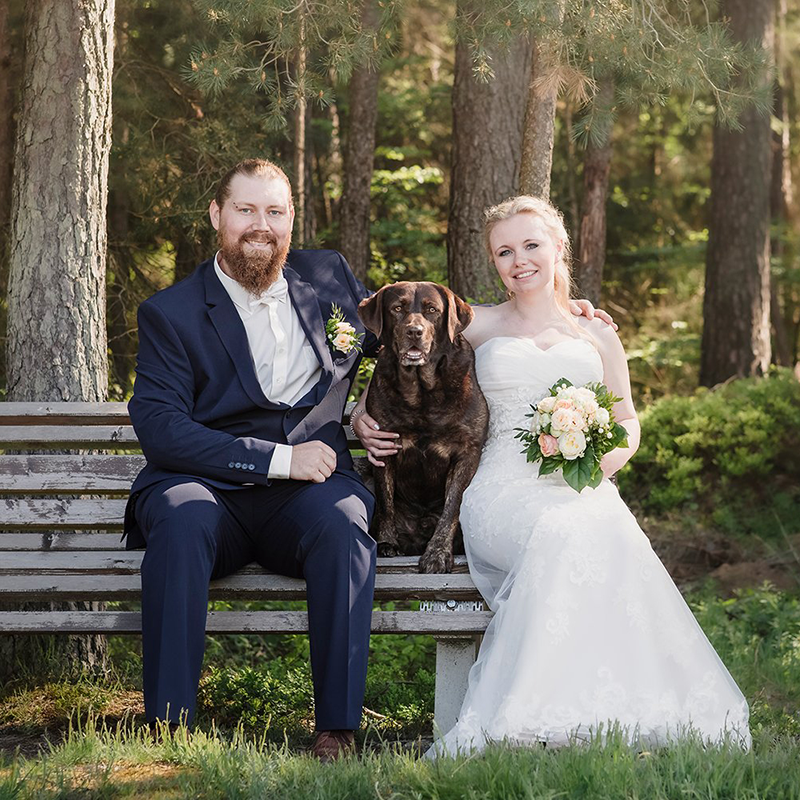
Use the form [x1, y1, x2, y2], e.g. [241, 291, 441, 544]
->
[430, 336, 750, 755]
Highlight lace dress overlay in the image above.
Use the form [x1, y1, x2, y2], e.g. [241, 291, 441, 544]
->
[429, 337, 750, 755]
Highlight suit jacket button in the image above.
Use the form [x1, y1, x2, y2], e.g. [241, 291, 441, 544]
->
[234, 462, 241, 469]
[249, 464, 256, 470]
[228, 462, 235, 469]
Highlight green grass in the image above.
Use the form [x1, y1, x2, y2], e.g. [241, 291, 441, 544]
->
[0, 719, 799, 799]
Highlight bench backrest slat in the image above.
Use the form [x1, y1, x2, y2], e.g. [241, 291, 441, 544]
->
[0, 455, 144, 492]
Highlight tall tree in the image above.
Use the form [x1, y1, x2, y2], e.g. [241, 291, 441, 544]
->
[701, 0, 775, 386]
[575, 76, 614, 305]
[519, 1, 564, 199]
[338, 0, 381, 284]
[2, 0, 115, 679]
[448, 8, 530, 301]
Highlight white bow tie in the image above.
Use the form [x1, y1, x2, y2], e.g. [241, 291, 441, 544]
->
[250, 277, 288, 309]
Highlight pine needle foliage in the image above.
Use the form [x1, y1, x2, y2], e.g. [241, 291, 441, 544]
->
[456, 0, 773, 146]
[185, 0, 405, 132]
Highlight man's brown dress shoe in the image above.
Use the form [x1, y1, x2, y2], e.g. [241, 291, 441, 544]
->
[311, 730, 355, 762]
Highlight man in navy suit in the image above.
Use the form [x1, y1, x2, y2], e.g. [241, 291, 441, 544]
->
[125, 158, 378, 760]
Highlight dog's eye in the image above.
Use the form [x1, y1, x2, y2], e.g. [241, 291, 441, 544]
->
[392, 304, 403, 313]
[425, 306, 439, 314]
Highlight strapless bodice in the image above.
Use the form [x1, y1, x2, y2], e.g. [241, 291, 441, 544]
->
[473, 336, 603, 442]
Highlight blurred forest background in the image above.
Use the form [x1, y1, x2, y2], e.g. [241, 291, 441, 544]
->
[1, 0, 800, 760]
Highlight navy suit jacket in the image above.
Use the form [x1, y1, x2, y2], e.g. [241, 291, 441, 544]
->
[124, 249, 378, 549]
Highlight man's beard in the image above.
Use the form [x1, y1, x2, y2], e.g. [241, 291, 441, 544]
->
[217, 228, 290, 295]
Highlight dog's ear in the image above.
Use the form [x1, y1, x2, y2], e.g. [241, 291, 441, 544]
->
[358, 290, 385, 339]
[444, 287, 474, 342]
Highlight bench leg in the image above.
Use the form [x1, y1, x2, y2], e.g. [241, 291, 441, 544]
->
[433, 636, 477, 735]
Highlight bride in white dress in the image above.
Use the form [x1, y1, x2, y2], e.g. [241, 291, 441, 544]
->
[357, 195, 750, 753]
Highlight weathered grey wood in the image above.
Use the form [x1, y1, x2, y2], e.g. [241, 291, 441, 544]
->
[0, 499, 127, 529]
[0, 533, 126, 550]
[0, 455, 144, 492]
[0, 572, 480, 601]
[433, 637, 479, 734]
[0, 610, 493, 635]
[0, 426, 139, 449]
[0, 402, 131, 425]
[0, 536, 468, 570]
[0, 426, 363, 449]
[0, 550, 470, 575]
[0, 401, 357, 424]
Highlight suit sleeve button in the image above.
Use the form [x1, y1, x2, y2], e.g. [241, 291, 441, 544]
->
[249, 464, 256, 470]
[228, 462, 235, 469]
[234, 462, 241, 469]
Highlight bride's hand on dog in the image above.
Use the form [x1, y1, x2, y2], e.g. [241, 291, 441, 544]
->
[353, 411, 400, 468]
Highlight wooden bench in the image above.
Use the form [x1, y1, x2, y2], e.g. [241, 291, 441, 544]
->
[0, 402, 491, 732]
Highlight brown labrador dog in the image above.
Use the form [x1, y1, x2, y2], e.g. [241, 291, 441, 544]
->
[357, 281, 488, 573]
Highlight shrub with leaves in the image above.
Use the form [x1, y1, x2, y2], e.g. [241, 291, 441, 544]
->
[618, 369, 800, 516]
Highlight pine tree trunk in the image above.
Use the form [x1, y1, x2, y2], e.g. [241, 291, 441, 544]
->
[293, 15, 307, 246]
[2, 0, 115, 682]
[519, 9, 563, 200]
[448, 20, 530, 301]
[575, 77, 614, 306]
[769, 0, 793, 367]
[0, 0, 14, 236]
[338, 0, 380, 284]
[700, 0, 774, 387]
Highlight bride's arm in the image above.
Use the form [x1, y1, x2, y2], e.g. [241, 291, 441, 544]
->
[589, 321, 641, 477]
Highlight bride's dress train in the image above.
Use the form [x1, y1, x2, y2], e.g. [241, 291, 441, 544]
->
[430, 337, 750, 755]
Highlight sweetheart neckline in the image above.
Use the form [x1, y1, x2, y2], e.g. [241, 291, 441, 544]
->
[473, 335, 595, 355]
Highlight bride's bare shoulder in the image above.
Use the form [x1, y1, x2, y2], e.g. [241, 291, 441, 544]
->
[464, 302, 508, 348]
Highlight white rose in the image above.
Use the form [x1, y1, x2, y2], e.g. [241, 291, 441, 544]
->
[529, 411, 541, 434]
[594, 407, 610, 427]
[333, 332, 352, 352]
[335, 321, 355, 335]
[574, 387, 595, 407]
[538, 396, 557, 414]
[557, 386, 577, 400]
[540, 412, 551, 428]
[550, 407, 583, 435]
[558, 430, 587, 460]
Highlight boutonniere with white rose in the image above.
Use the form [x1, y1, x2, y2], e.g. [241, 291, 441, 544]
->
[514, 378, 628, 492]
[325, 304, 364, 355]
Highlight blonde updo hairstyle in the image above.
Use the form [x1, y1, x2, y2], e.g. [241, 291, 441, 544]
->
[484, 195, 577, 328]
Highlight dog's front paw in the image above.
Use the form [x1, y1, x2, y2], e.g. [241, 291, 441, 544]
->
[418, 545, 453, 574]
[377, 540, 402, 558]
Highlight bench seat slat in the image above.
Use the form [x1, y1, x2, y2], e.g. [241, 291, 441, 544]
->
[0, 401, 358, 425]
[0, 609, 492, 635]
[0, 426, 140, 448]
[0, 499, 127, 529]
[0, 455, 145, 492]
[0, 551, 467, 574]
[0, 403, 132, 425]
[0, 572, 479, 601]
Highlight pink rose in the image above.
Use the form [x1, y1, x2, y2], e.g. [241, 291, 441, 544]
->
[538, 433, 559, 457]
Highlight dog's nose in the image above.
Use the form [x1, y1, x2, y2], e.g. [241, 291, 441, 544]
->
[406, 325, 423, 339]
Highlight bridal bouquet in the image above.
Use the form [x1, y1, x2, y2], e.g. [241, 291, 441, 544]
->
[515, 378, 628, 492]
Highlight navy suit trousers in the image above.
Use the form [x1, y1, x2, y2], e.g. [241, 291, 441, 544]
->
[134, 471, 376, 730]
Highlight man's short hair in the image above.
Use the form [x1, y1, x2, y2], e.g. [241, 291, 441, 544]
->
[214, 159, 293, 209]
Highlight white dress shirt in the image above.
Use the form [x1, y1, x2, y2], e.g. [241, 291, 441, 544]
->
[214, 254, 323, 479]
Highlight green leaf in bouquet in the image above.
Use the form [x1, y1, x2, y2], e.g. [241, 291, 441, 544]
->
[561, 454, 595, 493]
[551, 377, 574, 395]
[525, 445, 543, 464]
[538, 457, 561, 476]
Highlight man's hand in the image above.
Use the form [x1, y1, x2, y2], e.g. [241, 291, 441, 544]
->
[352, 410, 399, 468]
[569, 298, 618, 330]
[289, 441, 337, 483]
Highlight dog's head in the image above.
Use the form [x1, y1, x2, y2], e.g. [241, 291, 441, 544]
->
[358, 281, 473, 367]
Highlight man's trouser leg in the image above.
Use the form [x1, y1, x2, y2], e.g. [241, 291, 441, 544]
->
[251, 472, 377, 731]
[135, 478, 253, 725]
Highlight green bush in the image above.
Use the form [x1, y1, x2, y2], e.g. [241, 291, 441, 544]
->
[618, 369, 800, 524]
